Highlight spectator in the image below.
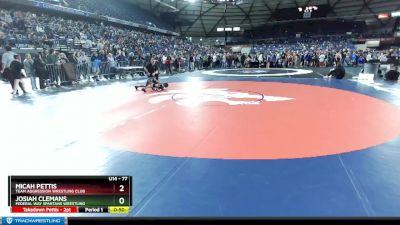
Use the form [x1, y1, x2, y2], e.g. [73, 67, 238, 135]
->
[1, 45, 15, 82]
[23, 53, 37, 90]
[106, 53, 116, 79]
[165, 55, 172, 75]
[90, 52, 101, 81]
[58, 53, 69, 64]
[45, 49, 57, 64]
[319, 53, 326, 67]
[10, 54, 28, 95]
[189, 54, 195, 71]
[33, 53, 47, 89]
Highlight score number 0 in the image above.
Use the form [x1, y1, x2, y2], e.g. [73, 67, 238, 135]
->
[119, 184, 125, 205]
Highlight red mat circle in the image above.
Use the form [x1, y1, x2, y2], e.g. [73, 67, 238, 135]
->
[101, 81, 400, 159]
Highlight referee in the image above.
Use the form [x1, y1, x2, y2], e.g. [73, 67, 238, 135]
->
[135, 58, 160, 92]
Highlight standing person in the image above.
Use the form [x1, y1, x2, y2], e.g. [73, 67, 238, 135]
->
[98, 50, 108, 80]
[161, 54, 167, 72]
[196, 54, 202, 70]
[334, 52, 342, 66]
[45, 49, 57, 64]
[295, 53, 301, 68]
[91, 52, 101, 81]
[45, 49, 58, 85]
[189, 54, 195, 71]
[1, 46, 14, 74]
[106, 53, 116, 79]
[300, 53, 305, 67]
[134, 58, 160, 92]
[207, 55, 212, 69]
[23, 53, 37, 90]
[240, 53, 246, 68]
[165, 55, 172, 75]
[58, 53, 69, 64]
[319, 52, 326, 68]
[212, 54, 217, 69]
[1, 45, 23, 92]
[258, 53, 264, 68]
[222, 54, 227, 68]
[33, 54, 47, 89]
[10, 54, 28, 95]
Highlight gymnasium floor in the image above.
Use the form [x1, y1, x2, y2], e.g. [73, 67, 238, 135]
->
[1, 67, 400, 217]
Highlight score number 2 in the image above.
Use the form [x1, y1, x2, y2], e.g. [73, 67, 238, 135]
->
[114, 176, 129, 205]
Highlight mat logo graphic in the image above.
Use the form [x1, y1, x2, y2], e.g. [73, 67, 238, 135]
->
[149, 88, 294, 106]
[240, 69, 279, 74]
[6, 217, 13, 224]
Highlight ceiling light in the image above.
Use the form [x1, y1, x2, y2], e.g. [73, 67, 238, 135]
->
[378, 13, 389, 19]
[392, 11, 400, 17]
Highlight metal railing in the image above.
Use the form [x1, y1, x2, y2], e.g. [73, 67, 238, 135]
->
[45, 63, 69, 85]
[131, 60, 144, 67]
[44, 61, 146, 86]
[75, 62, 91, 80]
[42, 58, 195, 87]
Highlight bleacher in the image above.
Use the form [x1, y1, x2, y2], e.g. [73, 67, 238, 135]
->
[47, 0, 173, 30]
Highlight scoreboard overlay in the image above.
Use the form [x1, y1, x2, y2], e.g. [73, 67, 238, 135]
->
[8, 176, 132, 214]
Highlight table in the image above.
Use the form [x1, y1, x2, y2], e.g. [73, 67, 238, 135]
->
[115, 66, 145, 79]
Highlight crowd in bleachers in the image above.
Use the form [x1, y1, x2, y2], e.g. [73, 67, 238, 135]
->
[0, 8, 211, 56]
[1, 6, 399, 94]
[250, 37, 361, 68]
[37, 0, 171, 30]
[0, 7, 225, 91]
[195, 39, 399, 70]
[0, 8, 222, 69]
